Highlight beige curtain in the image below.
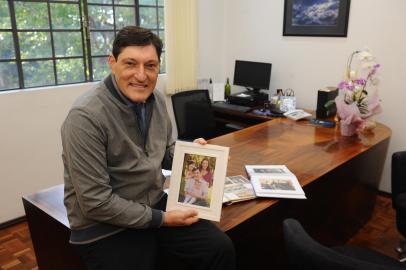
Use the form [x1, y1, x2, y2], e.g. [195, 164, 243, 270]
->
[164, 0, 198, 95]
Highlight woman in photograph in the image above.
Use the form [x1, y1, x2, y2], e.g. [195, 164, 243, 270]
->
[199, 158, 213, 187]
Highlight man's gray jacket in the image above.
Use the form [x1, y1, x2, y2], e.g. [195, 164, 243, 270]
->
[61, 75, 174, 244]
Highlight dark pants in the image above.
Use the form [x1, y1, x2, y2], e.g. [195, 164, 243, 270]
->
[72, 198, 235, 270]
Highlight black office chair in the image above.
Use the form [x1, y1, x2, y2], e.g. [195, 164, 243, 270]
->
[171, 89, 238, 141]
[283, 218, 405, 270]
[392, 151, 406, 258]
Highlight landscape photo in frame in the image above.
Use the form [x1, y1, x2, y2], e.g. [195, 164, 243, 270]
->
[283, 0, 351, 37]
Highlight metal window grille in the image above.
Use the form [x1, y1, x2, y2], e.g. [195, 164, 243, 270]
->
[0, 0, 164, 91]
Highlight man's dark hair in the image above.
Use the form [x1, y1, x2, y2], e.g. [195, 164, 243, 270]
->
[112, 26, 163, 61]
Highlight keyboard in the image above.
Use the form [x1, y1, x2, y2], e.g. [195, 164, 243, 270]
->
[212, 102, 251, 113]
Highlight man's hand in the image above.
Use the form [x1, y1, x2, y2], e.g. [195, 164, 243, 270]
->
[193, 138, 230, 160]
[193, 138, 207, 145]
[163, 209, 199, 227]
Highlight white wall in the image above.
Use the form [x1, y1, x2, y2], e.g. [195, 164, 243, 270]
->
[198, 0, 406, 192]
[0, 76, 170, 224]
[197, 0, 226, 82]
[0, 84, 91, 223]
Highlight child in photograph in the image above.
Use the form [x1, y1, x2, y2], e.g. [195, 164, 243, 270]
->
[183, 168, 209, 206]
[185, 160, 196, 179]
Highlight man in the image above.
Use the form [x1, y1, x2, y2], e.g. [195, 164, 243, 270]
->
[183, 167, 209, 206]
[61, 26, 235, 270]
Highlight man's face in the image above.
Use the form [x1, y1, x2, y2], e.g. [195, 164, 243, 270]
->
[193, 170, 201, 180]
[108, 44, 160, 103]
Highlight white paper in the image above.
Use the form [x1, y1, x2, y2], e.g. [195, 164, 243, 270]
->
[212, 83, 225, 101]
[162, 169, 171, 177]
[283, 110, 312, 121]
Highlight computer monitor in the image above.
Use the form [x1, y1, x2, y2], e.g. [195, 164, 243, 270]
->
[233, 60, 272, 95]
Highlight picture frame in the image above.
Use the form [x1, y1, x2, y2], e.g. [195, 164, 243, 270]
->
[166, 141, 229, 222]
[283, 0, 351, 37]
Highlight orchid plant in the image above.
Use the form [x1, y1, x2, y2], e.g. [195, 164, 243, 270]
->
[327, 48, 382, 134]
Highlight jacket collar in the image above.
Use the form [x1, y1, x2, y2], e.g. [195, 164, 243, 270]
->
[103, 74, 155, 107]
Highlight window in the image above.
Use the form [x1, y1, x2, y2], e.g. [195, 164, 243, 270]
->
[0, 0, 165, 91]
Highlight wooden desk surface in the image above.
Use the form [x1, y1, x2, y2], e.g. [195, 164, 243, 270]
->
[23, 184, 68, 227]
[23, 118, 391, 233]
[209, 118, 391, 231]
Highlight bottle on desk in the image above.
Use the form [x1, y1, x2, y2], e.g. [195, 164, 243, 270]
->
[270, 89, 283, 109]
[225, 78, 231, 99]
[208, 78, 213, 100]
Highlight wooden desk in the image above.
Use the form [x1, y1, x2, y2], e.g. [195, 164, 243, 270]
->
[22, 185, 87, 270]
[209, 118, 391, 268]
[23, 118, 390, 270]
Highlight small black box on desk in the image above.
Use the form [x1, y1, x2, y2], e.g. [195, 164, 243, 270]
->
[316, 87, 338, 119]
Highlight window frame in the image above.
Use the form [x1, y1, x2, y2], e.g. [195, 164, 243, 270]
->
[0, 0, 165, 92]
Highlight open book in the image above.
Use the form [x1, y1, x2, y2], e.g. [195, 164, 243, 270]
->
[245, 165, 306, 199]
[223, 175, 256, 204]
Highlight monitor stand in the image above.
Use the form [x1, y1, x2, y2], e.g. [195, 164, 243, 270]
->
[227, 89, 269, 107]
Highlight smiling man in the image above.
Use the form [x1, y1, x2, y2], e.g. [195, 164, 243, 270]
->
[108, 40, 159, 103]
[61, 26, 235, 270]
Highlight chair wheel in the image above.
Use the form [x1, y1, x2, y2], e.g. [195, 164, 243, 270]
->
[395, 247, 405, 254]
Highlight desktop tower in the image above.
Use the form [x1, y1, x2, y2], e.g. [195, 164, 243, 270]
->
[316, 87, 338, 119]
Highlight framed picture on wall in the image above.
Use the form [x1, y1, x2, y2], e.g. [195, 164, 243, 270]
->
[283, 0, 351, 37]
[166, 141, 229, 222]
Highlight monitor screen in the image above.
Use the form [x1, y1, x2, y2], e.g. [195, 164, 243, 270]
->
[233, 60, 272, 92]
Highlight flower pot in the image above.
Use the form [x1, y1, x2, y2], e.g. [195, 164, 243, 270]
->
[340, 121, 357, 136]
[363, 119, 377, 132]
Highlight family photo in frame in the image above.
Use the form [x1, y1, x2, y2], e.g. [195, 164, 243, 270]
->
[283, 0, 351, 37]
[166, 141, 229, 222]
[178, 154, 216, 208]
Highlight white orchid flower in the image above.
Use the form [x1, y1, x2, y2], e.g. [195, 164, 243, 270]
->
[338, 48, 382, 122]
[358, 50, 373, 62]
[361, 61, 375, 70]
[354, 85, 363, 91]
[349, 70, 357, 80]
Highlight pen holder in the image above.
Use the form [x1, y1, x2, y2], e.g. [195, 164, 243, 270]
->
[279, 96, 296, 112]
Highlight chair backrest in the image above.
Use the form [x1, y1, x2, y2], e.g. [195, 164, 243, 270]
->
[283, 218, 404, 270]
[392, 151, 406, 208]
[171, 90, 216, 141]
[391, 151, 406, 237]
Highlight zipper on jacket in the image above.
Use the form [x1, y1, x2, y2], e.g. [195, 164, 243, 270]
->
[134, 109, 152, 157]
[142, 102, 153, 157]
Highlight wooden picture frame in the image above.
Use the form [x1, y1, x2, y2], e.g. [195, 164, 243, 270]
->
[283, 0, 351, 37]
[166, 141, 229, 221]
